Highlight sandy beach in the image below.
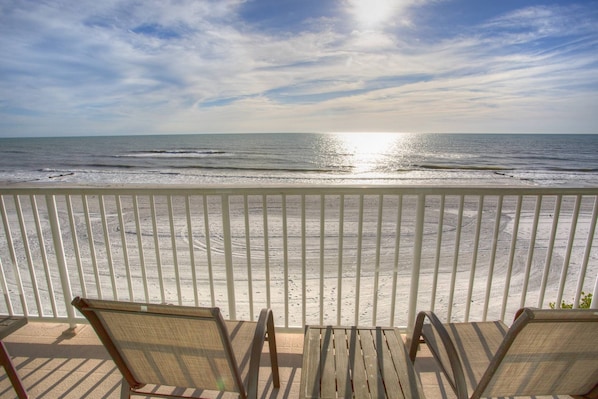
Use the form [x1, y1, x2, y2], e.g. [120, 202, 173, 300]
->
[1, 186, 596, 329]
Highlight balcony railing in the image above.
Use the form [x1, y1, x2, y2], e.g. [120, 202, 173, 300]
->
[1, 185, 597, 331]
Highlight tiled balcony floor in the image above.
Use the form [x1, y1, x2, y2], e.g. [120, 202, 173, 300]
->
[0, 322, 564, 398]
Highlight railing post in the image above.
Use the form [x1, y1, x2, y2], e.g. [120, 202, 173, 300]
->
[46, 195, 76, 328]
[221, 194, 236, 319]
[407, 194, 425, 331]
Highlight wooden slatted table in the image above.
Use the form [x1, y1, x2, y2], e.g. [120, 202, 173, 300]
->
[300, 326, 425, 399]
[0, 316, 28, 399]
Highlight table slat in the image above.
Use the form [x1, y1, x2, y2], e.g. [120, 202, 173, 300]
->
[320, 328, 337, 399]
[301, 328, 323, 398]
[385, 329, 427, 399]
[349, 328, 370, 398]
[377, 329, 405, 399]
[300, 326, 425, 399]
[333, 328, 351, 398]
[359, 328, 385, 398]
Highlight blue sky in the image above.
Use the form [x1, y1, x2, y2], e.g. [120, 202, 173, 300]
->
[1, 0, 597, 137]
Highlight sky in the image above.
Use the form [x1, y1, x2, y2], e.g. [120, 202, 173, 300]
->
[1, 0, 597, 137]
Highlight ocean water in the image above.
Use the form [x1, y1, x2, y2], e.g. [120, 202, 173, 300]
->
[0, 133, 597, 186]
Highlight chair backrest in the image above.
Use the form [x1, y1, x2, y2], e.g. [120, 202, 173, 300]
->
[474, 308, 598, 399]
[72, 297, 245, 396]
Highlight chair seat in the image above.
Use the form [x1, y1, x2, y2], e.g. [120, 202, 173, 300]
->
[422, 321, 508, 394]
[225, 320, 259, 388]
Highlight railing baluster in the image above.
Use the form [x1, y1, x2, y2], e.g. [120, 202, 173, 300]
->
[355, 194, 364, 325]
[483, 195, 503, 321]
[408, 194, 425, 331]
[372, 195, 383, 325]
[575, 196, 598, 308]
[202, 195, 215, 307]
[448, 195, 464, 321]
[0, 257, 12, 315]
[14, 195, 43, 315]
[501, 195, 522, 320]
[520, 195, 542, 309]
[150, 195, 165, 303]
[132, 195, 149, 302]
[66, 195, 87, 298]
[430, 195, 444, 313]
[282, 194, 289, 328]
[0, 196, 21, 315]
[465, 195, 484, 322]
[221, 194, 235, 319]
[185, 195, 199, 307]
[45, 195, 75, 326]
[82, 195, 102, 299]
[99, 195, 118, 300]
[538, 195, 562, 307]
[592, 274, 598, 309]
[337, 194, 344, 326]
[167, 195, 182, 305]
[390, 195, 403, 325]
[556, 195, 582, 306]
[115, 195, 134, 301]
[30, 195, 58, 317]
[242, 194, 254, 320]
[301, 195, 307, 327]
[319, 195, 325, 325]
[262, 194, 271, 309]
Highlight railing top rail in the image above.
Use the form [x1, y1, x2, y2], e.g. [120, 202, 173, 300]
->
[2, 184, 598, 196]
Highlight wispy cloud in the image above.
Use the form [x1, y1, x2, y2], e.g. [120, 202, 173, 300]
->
[0, 0, 597, 136]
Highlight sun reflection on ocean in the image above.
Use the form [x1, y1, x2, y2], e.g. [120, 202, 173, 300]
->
[331, 132, 413, 175]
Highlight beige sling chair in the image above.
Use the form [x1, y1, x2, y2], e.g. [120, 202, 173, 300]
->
[409, 307, 598, 399]
[72, 297, 279, 399]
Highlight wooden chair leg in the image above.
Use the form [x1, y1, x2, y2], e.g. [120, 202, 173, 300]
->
[266, 313, 280, 388]
[119, 378, 131, 399]
[0, 341, 28, 399]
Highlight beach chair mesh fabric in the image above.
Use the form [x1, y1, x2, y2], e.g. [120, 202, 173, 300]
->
[482, 319, 598, 397]
[72, 297, 277, 398]
[96, 311, 240, 391]
[420, 320, 508, 395]
[411, 308, 598, 399]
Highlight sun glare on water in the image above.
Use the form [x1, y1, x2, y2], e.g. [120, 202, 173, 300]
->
[334, 132, 403, 174]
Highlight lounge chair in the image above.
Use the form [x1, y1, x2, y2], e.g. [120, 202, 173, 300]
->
[408, 308, 598, 399]
[72, 297, 279, 399]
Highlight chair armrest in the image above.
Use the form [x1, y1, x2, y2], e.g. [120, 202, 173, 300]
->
[247, 308, 279, 399]
[409, 311, 469, 399]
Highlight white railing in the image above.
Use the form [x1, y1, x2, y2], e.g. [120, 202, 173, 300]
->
[1, 185, 597, 331]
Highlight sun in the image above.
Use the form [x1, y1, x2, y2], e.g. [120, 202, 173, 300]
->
[349, 0, 397, 28]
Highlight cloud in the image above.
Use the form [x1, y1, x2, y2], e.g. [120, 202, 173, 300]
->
[0, 0, 597, 136]
[483, 4, 597, 37]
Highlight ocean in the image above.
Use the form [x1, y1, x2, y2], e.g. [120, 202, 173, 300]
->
[1, 133, 597, 186]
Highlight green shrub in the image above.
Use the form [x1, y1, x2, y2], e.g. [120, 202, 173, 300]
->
[549, 291, 593, 309]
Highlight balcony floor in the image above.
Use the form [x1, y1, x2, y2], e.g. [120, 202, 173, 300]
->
[1, 322, 565, 398]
